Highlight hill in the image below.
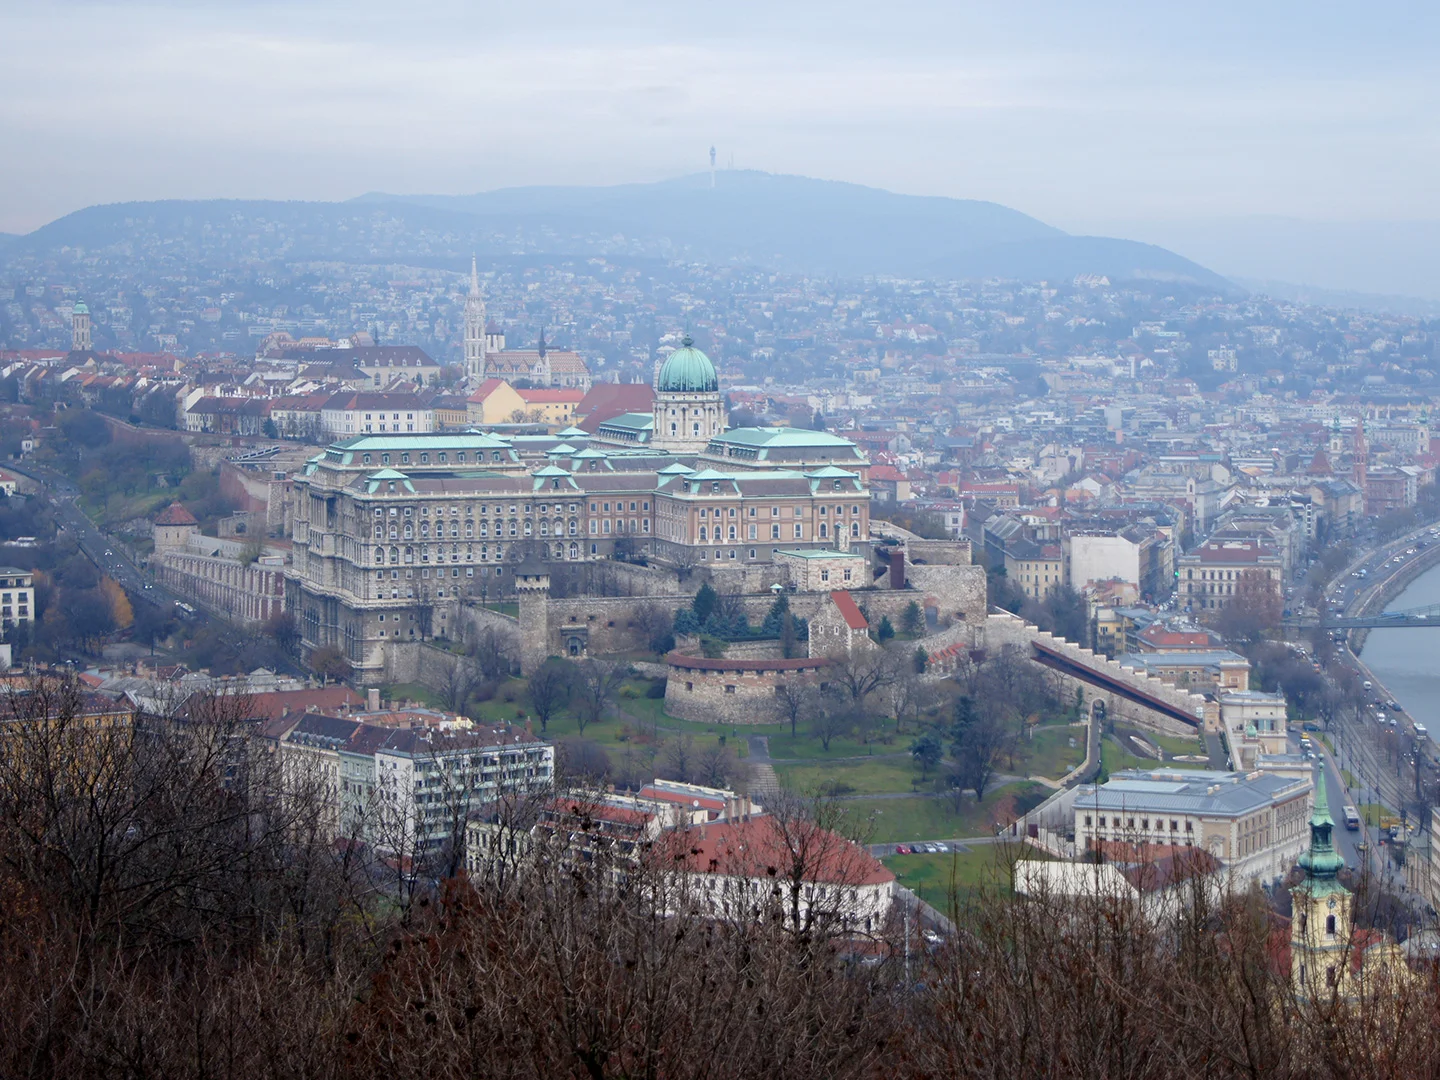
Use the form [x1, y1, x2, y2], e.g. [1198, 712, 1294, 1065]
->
[6, 171, 1233, 291]
[353, 170, 1234, 289]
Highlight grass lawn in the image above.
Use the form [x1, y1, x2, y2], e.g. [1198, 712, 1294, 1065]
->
[1014, 725, 1085, 780]
[883, 847, 1024, 904]
[1153, 733, 1206, 758]
[1343, 769, 1357, 790]
[1358, 802, 1397, 827]
[774, 756, 924, 797]
[842, 782, 1049, 844]
[1101, 739, 1154, 776]
[766, 728, 905, 760]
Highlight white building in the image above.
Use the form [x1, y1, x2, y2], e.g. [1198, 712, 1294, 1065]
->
[658, 817, 896, 935]
[0, 567, 35, 630]
[1073, 768, 1312, 886]
[319, 392, 435, 438]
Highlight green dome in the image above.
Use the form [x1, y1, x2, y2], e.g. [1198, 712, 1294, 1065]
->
[657, 335, 717, 393]
[73, 300, 89, 315]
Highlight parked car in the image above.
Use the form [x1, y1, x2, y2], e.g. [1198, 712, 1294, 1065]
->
[894, 845, 911, 855]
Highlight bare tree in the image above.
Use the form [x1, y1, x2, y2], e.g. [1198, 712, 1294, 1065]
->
[467, 625, 516, 680]
[433, 654, 479, 714]
[830, 646, 898, 704]
[776, 682, 818, 738]
[570, 658, 627, 735]
[526, 656, 576, 733]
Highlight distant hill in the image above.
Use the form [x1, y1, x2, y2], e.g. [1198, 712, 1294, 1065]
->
[6, 171, 1234, 291]
[354, 171, 1235, 289]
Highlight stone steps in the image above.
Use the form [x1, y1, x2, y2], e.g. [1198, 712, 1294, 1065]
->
[748, 763, 780, 800]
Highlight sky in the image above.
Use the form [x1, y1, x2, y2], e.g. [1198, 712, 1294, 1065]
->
[2, 1, 1438, 290]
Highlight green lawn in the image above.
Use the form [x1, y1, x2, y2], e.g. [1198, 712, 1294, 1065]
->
[774, 756, 924, 797]
[841, 782, 1049, 844]
[1358, 802, 1397, 827]
[766, 728, 904, 760]
[1101, 739, 1154, 776]
[1343, 769, 1357, 790]
[884, 845, 1046, 905]
[1153, 733, 1206, 758]
[1014, 725, 1085, 780]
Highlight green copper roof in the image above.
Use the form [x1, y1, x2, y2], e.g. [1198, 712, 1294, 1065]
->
[657, 335, 718, 393]
[73, 300, 89, 315]
[556, 425, 589, 437]
[1298, 768, 1345, 880]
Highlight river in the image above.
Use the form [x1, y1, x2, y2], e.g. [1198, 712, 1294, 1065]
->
[1362, 561, 1440, 732]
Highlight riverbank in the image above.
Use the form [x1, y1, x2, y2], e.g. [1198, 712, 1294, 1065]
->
[1349, 538, 1440, 656]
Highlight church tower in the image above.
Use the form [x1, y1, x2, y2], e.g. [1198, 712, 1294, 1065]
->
[71, 300, 92, 352]
[1290, 768, 1351, 1001]
[651, 335, 726, 453]
[464, 256, 487, 387]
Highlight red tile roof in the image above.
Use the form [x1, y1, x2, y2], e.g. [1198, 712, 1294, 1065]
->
[657, 817, 894, 886]
[830, 590, 869, 630]
[153, 502, 197, 526]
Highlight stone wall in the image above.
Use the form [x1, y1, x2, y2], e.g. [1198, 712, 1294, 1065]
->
[664, 652, 829, 725]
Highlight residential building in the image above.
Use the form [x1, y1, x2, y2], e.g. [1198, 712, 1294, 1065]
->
[0, 567, 34, 629]
[1176, 537, 1282, 613]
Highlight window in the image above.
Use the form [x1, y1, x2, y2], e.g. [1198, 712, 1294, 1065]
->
[1326, 914, 1336, 936]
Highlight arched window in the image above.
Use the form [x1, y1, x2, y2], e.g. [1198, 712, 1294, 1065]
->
[1326, 914, 1336, 936]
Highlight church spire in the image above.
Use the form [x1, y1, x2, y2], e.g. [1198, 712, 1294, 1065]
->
[1298, 767, 1345, 880]
[470, 254, 480, 296]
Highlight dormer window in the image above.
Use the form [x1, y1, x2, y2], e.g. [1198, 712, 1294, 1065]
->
[362, 454, 371, 465]
[381, 454, 390, 465]
[420, 453, 429, 464]
[712, 482, 720, 493]
[401, 453, 410, 464]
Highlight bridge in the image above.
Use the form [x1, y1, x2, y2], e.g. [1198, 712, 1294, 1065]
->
[1286, 603, 1440, 630]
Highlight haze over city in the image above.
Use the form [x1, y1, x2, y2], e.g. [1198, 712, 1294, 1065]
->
[4, 1, 1440, 296]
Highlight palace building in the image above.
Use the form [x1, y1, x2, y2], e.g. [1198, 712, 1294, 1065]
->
[286, 337, 872, 677]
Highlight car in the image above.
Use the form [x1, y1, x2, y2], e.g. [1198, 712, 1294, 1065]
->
[894, 845, 911, 855]
[1408, 548, 1418, 555]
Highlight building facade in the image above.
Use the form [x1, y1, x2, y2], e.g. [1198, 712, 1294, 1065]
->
[1073, 767, 1311, 885]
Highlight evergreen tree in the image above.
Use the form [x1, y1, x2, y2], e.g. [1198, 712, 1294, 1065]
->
[901, 599, 924, 635]
[691, 582, 718, 624]
[877, 616, 895, 642]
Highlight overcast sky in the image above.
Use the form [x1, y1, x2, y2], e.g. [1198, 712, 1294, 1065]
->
[3, 0, 1437, 240]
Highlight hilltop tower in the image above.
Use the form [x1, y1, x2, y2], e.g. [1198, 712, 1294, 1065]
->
[464, 256, 487, 387]
[1290, 768, 1351, 1000]
[515, 550, 552, 675]
[71, 300, 92, 352]
[651, 335, 726, 453]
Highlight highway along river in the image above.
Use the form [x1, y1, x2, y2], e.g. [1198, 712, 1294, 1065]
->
[1363, 561, 1440, 733]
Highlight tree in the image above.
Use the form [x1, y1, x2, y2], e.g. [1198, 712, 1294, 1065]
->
[632, 601, 674, 656]
[775, 682, 817, 738]
[691, 582, 719, 625]
[527, 657, 576, 733]
[949, 697, 1013, 802]
[901, 599, 924, 635]
[1215, 569, 1282, 647]
[570, 658, 626, 735]
[830, 647, 897, 704]
[434, 655, 480, 714]
[310, 644, 352, 685]
[810, 698, 853, 752]
[913, 645, 929, 674]
[555, 736, 612, 783]
[467, 626, 516, 680]
[876, 615, 895, 642]
[263, 611, 300, 656]
[911, 730, 943, 779]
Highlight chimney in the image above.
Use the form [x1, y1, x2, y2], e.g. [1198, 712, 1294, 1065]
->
[366, 687, 380, 711]
[890, 549, 906, 589]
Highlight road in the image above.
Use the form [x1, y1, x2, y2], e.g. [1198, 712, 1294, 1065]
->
[6, 460, 196, 616]
[1305, 518, 1440, 903]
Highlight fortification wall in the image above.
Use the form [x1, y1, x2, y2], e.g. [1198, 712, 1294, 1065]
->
[984, 612, 1207, 737]
[664, 654, 828, 725]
